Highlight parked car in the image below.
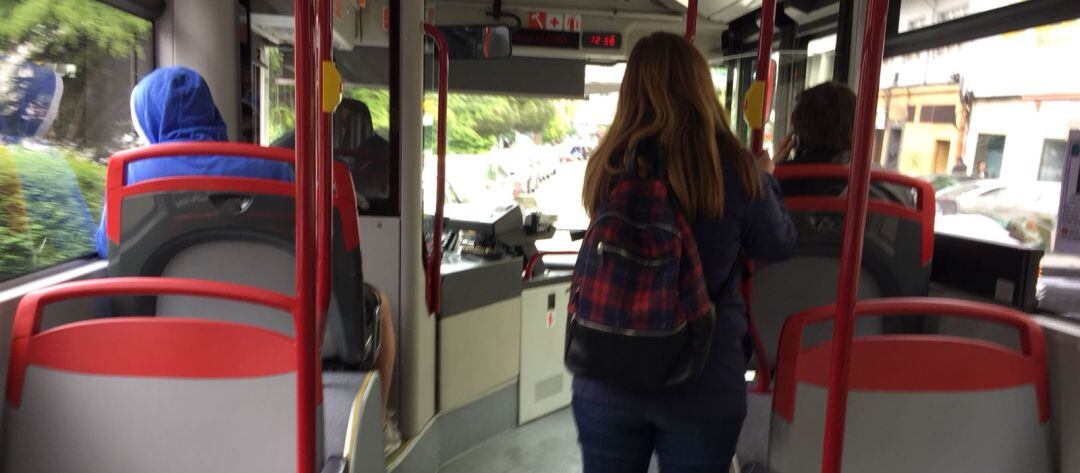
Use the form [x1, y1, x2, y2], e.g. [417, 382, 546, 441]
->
[935, 213, 1021, 246]
[936, 180, 1000, 214]
[923, 174, 975, 192]
[935, 179, 1060, 248]
[957, 180, 1059, 223]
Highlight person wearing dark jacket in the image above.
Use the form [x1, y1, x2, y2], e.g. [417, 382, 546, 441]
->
[776, 81, 915, 207]
[575, 32, 796, 473]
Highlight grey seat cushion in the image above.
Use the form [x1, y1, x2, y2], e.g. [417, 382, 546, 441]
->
[323, 371, 369, 458]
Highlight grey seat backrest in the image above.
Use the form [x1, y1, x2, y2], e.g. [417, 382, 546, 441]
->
[0, 278, 315, 473]
[159, 240, 297, 335]
[3, 367, 298, 473]
[752, 256, 882, 362]
[751, 211, 930, 366]
[108, 172, 378, 367]
[767, 300, 1052, 473]
[768, 383, 1052, 473]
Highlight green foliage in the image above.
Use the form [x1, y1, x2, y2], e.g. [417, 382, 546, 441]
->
[63, 150, 106, 222]
[345, 87, 391, 137]
[265, 47, 295, 144]
[426, 93, 574, 153]
[0, 144, 100, 281]
[0, 147, 34, 280]
[262, 40, 576, 153]
[0, 0, 151, 61]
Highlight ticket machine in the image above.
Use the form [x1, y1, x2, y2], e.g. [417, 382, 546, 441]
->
[1055, 129, 1080, 255]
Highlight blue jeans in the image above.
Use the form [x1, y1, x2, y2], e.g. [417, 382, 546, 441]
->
[573, 396, 743, 473]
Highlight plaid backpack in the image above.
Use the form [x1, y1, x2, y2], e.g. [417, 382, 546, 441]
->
[566, 139, 716, 389]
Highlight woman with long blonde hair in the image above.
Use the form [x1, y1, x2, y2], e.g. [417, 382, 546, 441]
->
[572, 32, 796, 472]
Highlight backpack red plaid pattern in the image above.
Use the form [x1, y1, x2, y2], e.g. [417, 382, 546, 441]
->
[566, 140, 715, 389]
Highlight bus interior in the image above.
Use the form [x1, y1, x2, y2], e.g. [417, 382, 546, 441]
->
[0, 0, 1079, 472]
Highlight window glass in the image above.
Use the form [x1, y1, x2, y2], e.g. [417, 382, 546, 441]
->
[257, 42, 395, 214]
[1038, 139, 1067, 182]
[876, 18, 1080, 250]
[0, 0, 152, 280]
[805, 34, 836, 89]
[419, 63, 641, 253]
[898, 0, 1030, 33]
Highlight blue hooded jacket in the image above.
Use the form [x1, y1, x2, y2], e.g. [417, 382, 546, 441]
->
[95, 66, 294, 257]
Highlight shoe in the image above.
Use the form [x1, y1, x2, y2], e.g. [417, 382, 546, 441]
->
[384, 413, 402, 457]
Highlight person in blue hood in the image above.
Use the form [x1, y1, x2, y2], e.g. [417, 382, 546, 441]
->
[95, 66, 293, 257]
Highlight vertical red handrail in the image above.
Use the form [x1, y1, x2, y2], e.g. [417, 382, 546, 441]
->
[750, 0, 777, 154]
[293, 0, 318, 472]
[684, 0, 698, 42]
[820, 0, 891, 471]
[316, 0, 333, 328]
[423, 24, 449, 316]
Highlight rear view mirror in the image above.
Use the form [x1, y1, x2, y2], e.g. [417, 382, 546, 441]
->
[438, 25, 512, 60]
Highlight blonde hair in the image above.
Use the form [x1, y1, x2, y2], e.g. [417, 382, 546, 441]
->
[582, 32, 761, 219]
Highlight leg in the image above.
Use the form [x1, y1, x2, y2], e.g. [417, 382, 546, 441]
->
[373, 288, 395, 422]
[653, 413, 744, 473]
[572, 397, 654, 473]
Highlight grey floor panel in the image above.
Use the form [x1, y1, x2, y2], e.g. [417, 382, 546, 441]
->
[438, 408, 664, 473]
[439, 409, 582, 473]
[738, 391, 772, 467]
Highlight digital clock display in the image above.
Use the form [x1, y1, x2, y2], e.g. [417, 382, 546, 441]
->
[583, 32, 622, 49]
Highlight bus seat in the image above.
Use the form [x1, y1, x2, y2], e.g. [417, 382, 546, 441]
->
[767, 298, 1052, 473]
[751, 165, 936, 367]
[0, 278, 334, 473]
[103, 144, 377, 368]
[323, 371, 385, 471]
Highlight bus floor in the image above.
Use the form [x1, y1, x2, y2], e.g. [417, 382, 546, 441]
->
[439, 391, 770, 473]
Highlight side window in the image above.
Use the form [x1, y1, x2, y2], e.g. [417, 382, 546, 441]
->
[878, 18, 1080, 250]
[0, 0, 153, 281]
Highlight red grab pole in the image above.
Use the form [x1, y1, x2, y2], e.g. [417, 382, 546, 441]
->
[293, 0, 318, 472]
[750, 0, 777, 154]
[423, 24, 449, 316]
[316, 0, 334, 329]
[684, 0, 698, 42]
[819, 0, 892, 471]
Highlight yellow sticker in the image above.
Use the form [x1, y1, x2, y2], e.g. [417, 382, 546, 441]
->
[321, 60, 343, 113]
[743, 80, 767, 130]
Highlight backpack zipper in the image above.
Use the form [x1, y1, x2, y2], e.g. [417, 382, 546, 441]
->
[597, 241, 672, 266]
[594, 211, 680, 236]
[573, 314, 687, 336]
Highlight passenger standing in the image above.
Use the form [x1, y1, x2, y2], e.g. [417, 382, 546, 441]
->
[574, 32, 795, 472]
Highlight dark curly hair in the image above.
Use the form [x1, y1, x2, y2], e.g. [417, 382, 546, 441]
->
[791, 81, 857, 156]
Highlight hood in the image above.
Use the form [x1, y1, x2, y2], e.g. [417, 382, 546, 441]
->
[130, 66, 227, 144]
[0, 55, 63, 142]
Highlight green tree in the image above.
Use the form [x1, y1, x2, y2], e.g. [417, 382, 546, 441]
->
[0, 0, 150, 60]
[0, 0, 151, 153]
[345, 87, 391, 136]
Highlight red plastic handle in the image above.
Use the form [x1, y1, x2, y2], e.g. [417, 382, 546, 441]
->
[5, 277, 297, 407]
[750, 0, 778, 154]
[684, 0, 698, 42]
[774, 164, 936, 265]
[424, 23, 450, 316]
[774, 297, 1049, 425]
[523, 251, 578, 281]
